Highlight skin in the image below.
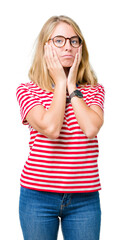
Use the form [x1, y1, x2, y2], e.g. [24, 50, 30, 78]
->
[44, 22, 82, 89]
[26, 22, 104, 139]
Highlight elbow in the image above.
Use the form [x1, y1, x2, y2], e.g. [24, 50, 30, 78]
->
[37, 122, 60, 139]
[45, 126, 60, 139]
[86, 132, 97, 139]
[85, 126, 100, 139]
[85, 120, 104, 139]
[48, 132, 60, 139]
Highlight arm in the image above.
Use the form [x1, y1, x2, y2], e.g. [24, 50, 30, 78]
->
[26, 43, 67, 139]
[67, 46, 104, 139]
[26, 82, 66, 139]
[68, 84, 104, 139]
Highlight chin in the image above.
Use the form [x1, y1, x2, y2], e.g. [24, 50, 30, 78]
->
[62, 64, 72, 68]
[61, 60, 73, 68]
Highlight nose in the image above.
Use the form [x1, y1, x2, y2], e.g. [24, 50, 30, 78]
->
[64, 39, 72, 50]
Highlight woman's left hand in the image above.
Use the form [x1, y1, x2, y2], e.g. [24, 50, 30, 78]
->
[67, 45, 82, 90]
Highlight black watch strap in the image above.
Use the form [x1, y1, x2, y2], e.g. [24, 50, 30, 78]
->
[69, 90, 83, 101]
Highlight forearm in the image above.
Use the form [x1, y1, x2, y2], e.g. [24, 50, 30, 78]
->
[68, 84, 103, 139]
[43, 81, 66, 137]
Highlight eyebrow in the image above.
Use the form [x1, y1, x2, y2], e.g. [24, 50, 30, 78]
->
[50, 35, 79, 39]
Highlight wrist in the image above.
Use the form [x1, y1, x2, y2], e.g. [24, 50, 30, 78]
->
[69, 89, 83, 102]
[68, 84, 77, 95]
[55, 81, 67, 93]
[55, 79, 66, 87]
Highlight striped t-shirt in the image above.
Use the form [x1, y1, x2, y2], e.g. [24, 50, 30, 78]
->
[16, 81, 105, 193]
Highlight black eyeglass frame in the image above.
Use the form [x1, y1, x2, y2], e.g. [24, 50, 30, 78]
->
[48, 35, 83, 48]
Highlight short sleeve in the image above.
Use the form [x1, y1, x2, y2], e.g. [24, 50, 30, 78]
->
[16, 83, 43, 125]
[88, 84, 105, 111]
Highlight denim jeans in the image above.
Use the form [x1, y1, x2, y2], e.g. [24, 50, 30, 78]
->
[19, 187, 101, 240]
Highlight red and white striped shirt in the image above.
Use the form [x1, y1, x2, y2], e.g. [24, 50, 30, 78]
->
[16, 81, 105, 193]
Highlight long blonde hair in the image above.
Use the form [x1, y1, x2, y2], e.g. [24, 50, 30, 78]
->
[29, 15, 97, 91]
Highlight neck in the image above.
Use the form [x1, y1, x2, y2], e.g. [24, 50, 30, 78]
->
[64, 67, 70, 77]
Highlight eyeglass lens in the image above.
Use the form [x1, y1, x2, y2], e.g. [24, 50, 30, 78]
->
[53, 36, 82, 48]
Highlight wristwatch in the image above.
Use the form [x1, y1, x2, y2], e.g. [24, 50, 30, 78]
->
[69, 90, 83, 102]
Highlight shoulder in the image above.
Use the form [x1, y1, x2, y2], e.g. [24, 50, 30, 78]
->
[16, 81, 43, 96]
[16, 81, 37, 92]
[89, 83, 105, 96]
[94, 83, 105, 92]
[78, 83, 105, 94]
[16, 82, 31, 95]
[16, 81, 53, 104]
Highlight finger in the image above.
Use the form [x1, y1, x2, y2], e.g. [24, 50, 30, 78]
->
[44, 44, 49, 66]
[49, 44, 59, 60]
[44, 43, 54, 69]
[46, 44, 53, 60]
[70, 50, 80, 76]
[78, 45, 82, 64]
[44, 44, 50, 69]
[50, 45, 62, 68]
[72, 52, 79, 70]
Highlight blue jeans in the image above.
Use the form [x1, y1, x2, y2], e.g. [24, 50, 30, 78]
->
[19, 187, 101, 240]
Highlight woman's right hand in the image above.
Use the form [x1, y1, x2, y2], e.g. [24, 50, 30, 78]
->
[25, 43, 67, 139]
[44, 43, 66, 85]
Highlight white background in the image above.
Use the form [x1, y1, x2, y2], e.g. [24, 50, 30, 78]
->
[0, 0, 121, 239]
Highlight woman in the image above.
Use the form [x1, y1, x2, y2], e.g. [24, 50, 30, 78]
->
[16, 15, 105, 240]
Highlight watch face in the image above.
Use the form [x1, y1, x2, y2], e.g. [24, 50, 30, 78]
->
[75, 90, 83, 98]
[69, 90, 83, 102]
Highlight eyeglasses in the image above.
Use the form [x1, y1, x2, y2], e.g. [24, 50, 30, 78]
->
[48, 35, 82, 48]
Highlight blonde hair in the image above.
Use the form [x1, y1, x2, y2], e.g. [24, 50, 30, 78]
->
[29, 15, 98, 91]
